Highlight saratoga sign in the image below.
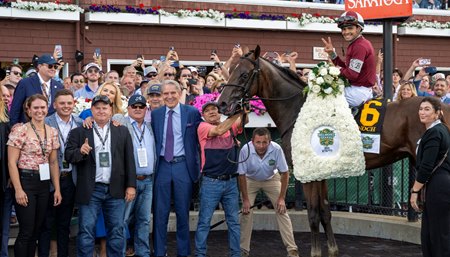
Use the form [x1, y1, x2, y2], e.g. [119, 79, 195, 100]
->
[346, 0, 412, 20]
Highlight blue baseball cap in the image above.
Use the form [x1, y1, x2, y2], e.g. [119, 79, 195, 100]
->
[128, 94, 147, 107]
[37, 54, 58, 65]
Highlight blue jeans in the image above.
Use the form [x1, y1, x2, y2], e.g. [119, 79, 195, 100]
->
[123, 176, 153, 257]
[77, 183, 126, 257]
[194, 176, 240, 257]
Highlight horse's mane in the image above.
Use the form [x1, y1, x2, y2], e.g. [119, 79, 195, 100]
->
[259, 57, 306, 89]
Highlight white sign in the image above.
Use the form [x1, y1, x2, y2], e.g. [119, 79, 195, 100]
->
[313, 47, 330, 61]
[311, 126, 340, 157]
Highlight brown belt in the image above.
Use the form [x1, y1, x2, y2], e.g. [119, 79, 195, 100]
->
[136, 174, 153, 181]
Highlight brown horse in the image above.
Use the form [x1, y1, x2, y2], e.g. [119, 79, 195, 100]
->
[218, 46, 450, 257]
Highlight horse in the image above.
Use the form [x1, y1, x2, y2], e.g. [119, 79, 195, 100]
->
[218, 45, 450, 257]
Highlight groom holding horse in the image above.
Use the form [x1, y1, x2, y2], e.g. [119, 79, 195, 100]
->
[322, 11, 376, 108]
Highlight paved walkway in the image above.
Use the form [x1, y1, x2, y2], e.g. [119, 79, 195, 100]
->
[60, 230, 420, 257]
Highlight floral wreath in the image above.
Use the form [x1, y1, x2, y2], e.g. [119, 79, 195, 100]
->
[303, 61, 350, 98]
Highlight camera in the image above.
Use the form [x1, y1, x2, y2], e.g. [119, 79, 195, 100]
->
[169, 46, 175, 51]
[94, 48, 101, 58]
[235, 42, 240, 48]
[137, 54, 143, 59]
[188, 78, 197, 85]
[424, 66, 437, 74]
[214, 62, 221, 69]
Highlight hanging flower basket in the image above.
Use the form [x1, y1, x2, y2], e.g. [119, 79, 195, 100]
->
[11, 8, 79, 21]
[159, 15, 225, 27]
[85, 12, 159, 25]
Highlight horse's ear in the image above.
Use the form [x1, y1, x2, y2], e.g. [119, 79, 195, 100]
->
[254, 45, 261, 59]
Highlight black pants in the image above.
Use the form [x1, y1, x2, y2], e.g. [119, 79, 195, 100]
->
[38, 174, 75, 257]
[14, 173, 50, 257]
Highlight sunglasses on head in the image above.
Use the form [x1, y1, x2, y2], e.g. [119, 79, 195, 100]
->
[12, 71, 22, 76]
[164, 73, 175, 77]
[131, 105, 146, 109]
[46, 64, 59, 69]
[73, 79, 85, 84]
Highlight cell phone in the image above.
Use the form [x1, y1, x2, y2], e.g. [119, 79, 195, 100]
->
[170, 60, 179, 68]
[235, 42, 240, 48]
[54, 44, 63, 60]
[169, 46, 175, 51]
[94, 48, 101, 58]
[137, 54, 143, 59]
[214, 62, 221, 69]
[419, 58, 431, 66]
[284, 50, 291, 56]
[211, 49, 217, 55]
[12, 58, 19, 65]
[188, 79, 197, 85]
[160, 55, 166, 62]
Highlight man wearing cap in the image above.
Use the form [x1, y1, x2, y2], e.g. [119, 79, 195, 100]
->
[321, 11, 376, 108]
[151, 80, 202, 257]
[114, 95, 156, 257]
[194, 102, 246, 257]
[144, 66, 159, 81]
[74, 62, 101, 100]
[65, 95, 136, 257]
[9, 54, 64, 126]
[144, 83, 164, 122]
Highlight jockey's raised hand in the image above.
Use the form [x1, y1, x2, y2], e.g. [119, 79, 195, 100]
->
[321, 37, 335, 57]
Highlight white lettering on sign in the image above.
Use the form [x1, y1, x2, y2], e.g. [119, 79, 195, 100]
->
[347, 0, 409, 8]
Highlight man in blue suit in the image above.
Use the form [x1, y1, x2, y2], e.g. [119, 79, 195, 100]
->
[9, 54, 63, 126]
[151, 80, 202, 257]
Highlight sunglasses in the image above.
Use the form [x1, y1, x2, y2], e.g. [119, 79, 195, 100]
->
[146, 73, 158, 78]
[46, 64, 59, 69]
[164, 73, 175, 77]
[12, 71, 22, 76]
[87, 69, 99, 74]
[131, 105, 146, 109]
[73, 79, 85, 84]
[181, 74, 192, 78]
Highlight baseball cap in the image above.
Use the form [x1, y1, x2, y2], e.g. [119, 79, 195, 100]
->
[25, 68, 37, 77]
[128, 94, 147, 107]
[84, 62, 101, 73]
[140, 80, 150, 88]
[144, 66, 157, 77]
[91, 95, 112, 106]
[147, 84, 162, 95]
[37, 54, 58, 65]
[202, 101, 220, 113]
[188, 66, 198, 74]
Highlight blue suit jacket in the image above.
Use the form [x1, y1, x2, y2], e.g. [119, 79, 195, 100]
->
[45, 113, 83, 186]
[151, 104, 202, 182]
[10, 75, 63, 126]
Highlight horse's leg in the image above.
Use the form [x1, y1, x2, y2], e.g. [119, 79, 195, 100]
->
[318, 181, 338, 257]
[303, 182, 321, 257]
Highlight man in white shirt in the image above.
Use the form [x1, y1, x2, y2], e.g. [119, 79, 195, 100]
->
[238, 128, 299, 257]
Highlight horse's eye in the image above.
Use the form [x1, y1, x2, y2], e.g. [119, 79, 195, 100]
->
[239, 73, 249, 83]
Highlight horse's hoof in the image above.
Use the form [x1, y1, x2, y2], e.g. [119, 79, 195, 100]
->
[328, 247, 339, 257]
[310, 250, 321, 257]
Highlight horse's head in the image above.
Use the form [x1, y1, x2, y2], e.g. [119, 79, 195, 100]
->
[218, 45, 262, 116]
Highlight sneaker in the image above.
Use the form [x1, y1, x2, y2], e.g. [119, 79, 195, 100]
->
[241, 249, 249, 257]
[287, 249, 299, 257]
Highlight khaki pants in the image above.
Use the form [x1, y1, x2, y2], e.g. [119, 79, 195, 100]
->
[240, 173, 298, 253]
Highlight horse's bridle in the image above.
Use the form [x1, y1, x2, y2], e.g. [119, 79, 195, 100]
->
[223, 56, 303, 111]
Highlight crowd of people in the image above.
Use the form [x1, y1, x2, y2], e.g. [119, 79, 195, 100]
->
[0, 9, 450, 257]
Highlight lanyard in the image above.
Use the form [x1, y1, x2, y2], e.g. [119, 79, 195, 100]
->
[56, 117, 74, 148]
[93, 123, 110, 150]
[30, 122, 48, 158]
[132, 122, 146, 147]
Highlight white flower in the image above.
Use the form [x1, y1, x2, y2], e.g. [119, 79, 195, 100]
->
[339, 84, 345, 92]
[311, 84, 321, 93]
[337, 78, 345, 85]
[308, 72, 316, 81]
[324, 87, 333, 94]
[323, 75, 334, 84]
[329, 67, 340, 76]
[316, 77, 324, 85]
[319, 68, 328, 76]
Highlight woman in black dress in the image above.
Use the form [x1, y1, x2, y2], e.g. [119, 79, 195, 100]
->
[410, 96, 450, 257]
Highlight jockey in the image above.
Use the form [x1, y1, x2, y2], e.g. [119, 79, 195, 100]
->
[322, 11, 376, 108]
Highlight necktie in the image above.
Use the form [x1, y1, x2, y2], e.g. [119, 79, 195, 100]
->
[164, 110, 174, 162]
[41, 82, 49, 100]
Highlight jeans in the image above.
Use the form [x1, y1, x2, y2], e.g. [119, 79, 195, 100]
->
[195, 176, 240, 257]
[14, 173, 50, 257]
[1, 187, 14, 257]
[123, 176, 153, 257]
[38, 175, 75, 257]
[77, 183, 126, 257]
